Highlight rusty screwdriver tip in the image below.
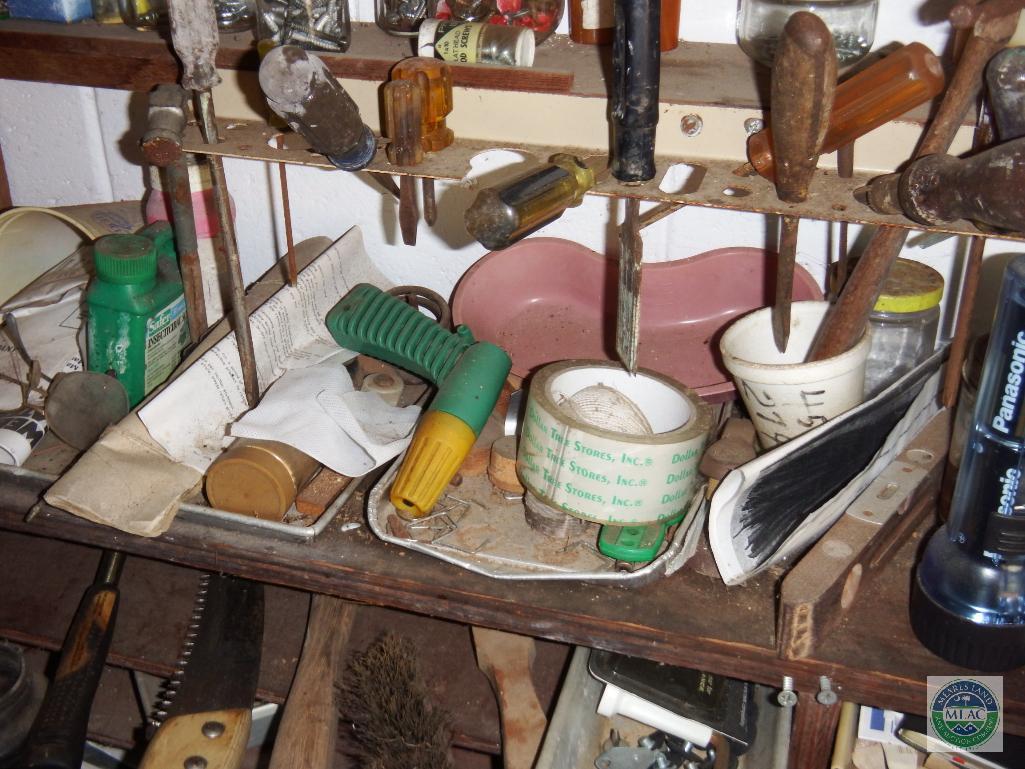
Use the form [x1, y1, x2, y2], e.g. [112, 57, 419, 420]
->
[733, 161, 757, 177]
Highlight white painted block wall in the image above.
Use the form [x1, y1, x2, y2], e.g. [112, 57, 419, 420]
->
[0, 1, 1022, 337]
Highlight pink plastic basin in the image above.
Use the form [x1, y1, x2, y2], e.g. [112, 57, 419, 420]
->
[452, 238, 823, 402]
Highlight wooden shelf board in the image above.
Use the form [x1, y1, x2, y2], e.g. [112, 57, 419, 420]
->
[0, 18, 947, 122]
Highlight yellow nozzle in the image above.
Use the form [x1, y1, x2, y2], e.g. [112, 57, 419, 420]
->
[391, 410, 476, 518]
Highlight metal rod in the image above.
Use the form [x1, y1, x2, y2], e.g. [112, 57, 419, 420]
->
[832, 142, 855, 301]
[616, 197, 643, 372]
[422, 178, 438, 226]
[774, 216, 800, 352]
[195, 89, 260, 407]
[637, 201, 685, 230]
[941, 108, 994, 408]
[165, 159, 208, 341]
[276, 134, 298, 286]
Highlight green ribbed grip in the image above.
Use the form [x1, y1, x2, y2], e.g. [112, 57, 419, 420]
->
[325, 284, 511, 435]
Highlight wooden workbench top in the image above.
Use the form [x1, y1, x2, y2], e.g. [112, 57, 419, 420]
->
[2, 464, 1022, 735]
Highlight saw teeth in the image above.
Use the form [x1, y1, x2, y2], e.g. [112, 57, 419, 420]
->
[146, 572, 215, 729]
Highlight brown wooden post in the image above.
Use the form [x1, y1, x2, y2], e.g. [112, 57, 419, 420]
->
[788, 691, 842, 769]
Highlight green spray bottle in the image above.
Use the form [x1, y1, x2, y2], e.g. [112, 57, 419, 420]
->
[86, 222, 189, 407]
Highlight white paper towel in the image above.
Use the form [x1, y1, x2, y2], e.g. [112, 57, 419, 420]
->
[230, 353, 420, 477]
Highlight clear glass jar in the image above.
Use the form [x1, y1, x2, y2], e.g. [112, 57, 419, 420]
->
[256, 0, 350, 52]
[862, 258, 944, 399]
[736, 0, 878, 68]
[119, 0, 254, 29]
[375, 0, 437, 35]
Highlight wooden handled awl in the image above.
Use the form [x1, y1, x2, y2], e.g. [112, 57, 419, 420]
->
[384, 80, 424, 246]
[770, 11, 837, 353]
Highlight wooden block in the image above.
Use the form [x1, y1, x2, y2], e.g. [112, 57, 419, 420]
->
[777, 411, 949, 660]
[472, 627, 547, 769]
[295, 468, 352, 520]
[488, 437, 523, 494]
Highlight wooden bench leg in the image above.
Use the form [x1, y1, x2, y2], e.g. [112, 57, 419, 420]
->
[788, 691, 841, 769]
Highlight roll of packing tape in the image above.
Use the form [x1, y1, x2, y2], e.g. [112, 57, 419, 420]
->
[517, 361, 711, 525]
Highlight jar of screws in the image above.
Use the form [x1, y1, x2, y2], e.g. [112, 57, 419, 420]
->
[376, 0, 437, 35]
[256, 0, 351, 51]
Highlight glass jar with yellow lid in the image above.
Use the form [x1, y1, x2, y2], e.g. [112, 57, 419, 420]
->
[863, 257, 944, 398]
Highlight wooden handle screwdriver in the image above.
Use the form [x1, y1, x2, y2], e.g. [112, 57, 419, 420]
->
[390, 58, 454, 228]
[747, 42, 945, 183]
[770, 11, 837, 352]
[384, 80, 424, 246]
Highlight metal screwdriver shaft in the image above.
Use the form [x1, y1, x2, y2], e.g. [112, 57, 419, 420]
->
[168, 0, 260, 407]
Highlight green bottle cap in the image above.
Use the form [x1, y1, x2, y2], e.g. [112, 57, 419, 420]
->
[93, 234, 158, 285]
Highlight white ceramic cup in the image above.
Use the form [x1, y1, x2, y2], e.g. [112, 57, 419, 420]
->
[720, 301, 871, 449]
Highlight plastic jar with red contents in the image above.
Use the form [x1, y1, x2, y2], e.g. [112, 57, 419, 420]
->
[435, 0, 563, 44]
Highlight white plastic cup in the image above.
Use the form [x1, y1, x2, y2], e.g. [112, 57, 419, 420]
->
[720, 301, 871, 449]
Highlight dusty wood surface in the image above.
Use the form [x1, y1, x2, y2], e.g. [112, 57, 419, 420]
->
[0, 19, 572, 95]
[2, 473, 1024, 735]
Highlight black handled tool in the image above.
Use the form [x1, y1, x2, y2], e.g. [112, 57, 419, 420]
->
[19, 551, 125, 769]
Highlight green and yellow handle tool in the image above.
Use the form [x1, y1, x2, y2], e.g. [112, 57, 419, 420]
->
[326, 284, 511, 517]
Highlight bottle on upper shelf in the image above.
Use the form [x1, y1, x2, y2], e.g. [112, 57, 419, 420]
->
[736, 0, 878, 68]
[568, 0, 680, 51]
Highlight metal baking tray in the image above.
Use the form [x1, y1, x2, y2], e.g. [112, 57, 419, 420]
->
[175, 476, 359, 542]
[1, 461, 358, 543]
[366, 456, 706, 586]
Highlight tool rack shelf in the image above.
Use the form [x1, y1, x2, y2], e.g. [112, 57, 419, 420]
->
[185, 117, 1019, 242]
[1, 17, 993, 241]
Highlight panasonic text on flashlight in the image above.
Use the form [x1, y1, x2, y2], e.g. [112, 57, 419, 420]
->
[992, 331, 1025, 435]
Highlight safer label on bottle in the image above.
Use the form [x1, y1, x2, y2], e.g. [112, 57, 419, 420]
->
[433, 21, 484, 64]
[144, 295, 188, 395]
[581, 0, 613, 30]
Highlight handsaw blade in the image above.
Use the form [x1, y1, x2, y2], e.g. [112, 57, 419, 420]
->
[152, 573, 264, 726]
[616, 197, 643, 373]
